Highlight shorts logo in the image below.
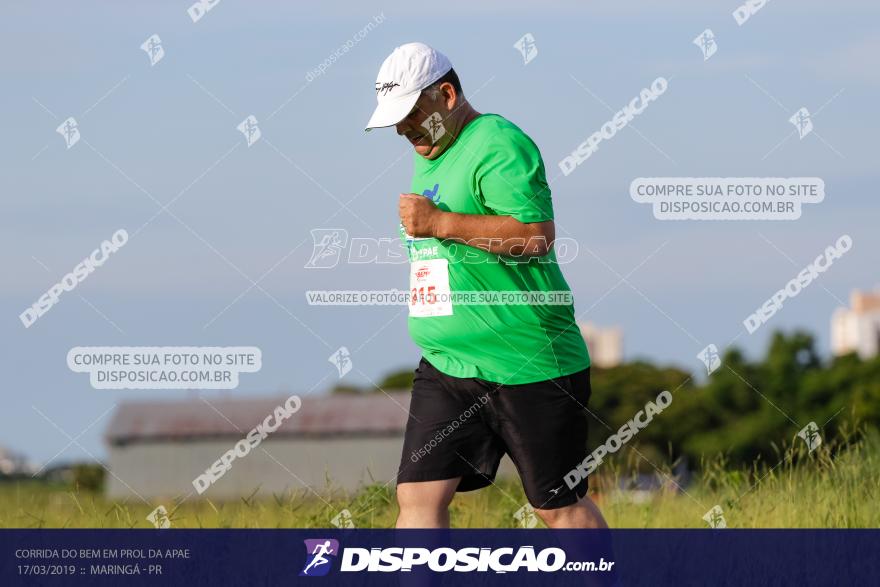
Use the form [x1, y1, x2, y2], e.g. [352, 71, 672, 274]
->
[300, 539, 339, 577]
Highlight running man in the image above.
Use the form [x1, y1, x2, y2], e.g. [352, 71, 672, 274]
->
[302, 541, 334, 575]
[365, 42, 607, 529]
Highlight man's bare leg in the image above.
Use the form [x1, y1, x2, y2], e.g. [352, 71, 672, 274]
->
[535, 494, 608, 529]
[395, 478, 461, 529]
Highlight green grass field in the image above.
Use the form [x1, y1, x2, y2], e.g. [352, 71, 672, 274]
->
[3, 429, 878, 529]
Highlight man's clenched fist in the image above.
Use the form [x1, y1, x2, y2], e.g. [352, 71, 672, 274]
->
[399, 193, 444, 238]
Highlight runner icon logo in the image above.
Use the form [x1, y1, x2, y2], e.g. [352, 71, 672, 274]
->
[141, 34, 164, 66]
[789, 107, 813, 139]
[330, 509, 356, 529]
[513, 503, 538, 528]
[798, 422, 822, 453]
[56, 117, 80, 149]
[421, 112, 446, 143]
[300, 539, 340, 577]
[513, 33, 538, 65]
[328, 347, 353, 378]
[237, 115, 261, 147]
[697, 344, 721, 375]
[702, 505, 727, 529]
[692, 29, 717, 61]
[306, 229, 349, 269]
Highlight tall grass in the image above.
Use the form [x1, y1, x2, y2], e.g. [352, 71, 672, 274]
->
[2, 428, 877, 529]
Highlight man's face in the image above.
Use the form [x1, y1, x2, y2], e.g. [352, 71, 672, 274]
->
[395, 92, 452, 160]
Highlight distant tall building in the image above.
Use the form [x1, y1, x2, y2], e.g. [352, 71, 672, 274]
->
[579, 322, 623, 368]
[0, 446, 35, 476]
[831, 289, 880, 359]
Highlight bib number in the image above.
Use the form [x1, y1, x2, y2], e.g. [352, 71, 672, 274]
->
[409, 258, 453, 317]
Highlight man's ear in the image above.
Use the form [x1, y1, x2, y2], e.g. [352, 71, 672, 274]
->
[440, 82, 458, 111]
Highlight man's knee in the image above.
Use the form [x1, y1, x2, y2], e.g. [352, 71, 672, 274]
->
[535, 496, 607, 529]
[396, 480, 457, 512]
[535, 498, 588, 524]
[534, 504, 567, 526]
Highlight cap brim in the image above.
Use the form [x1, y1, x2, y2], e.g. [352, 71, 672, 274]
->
[364, 92, 420, 132]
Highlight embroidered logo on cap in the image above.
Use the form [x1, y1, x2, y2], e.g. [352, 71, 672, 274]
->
[375, 81, 400, 95]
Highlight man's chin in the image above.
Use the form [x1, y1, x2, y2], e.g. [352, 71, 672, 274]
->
[414, 144, 441, 159]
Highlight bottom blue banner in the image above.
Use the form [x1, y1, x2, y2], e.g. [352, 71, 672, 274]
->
[1, 529, 877, 586]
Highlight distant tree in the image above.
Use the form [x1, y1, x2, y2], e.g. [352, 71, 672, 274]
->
[760, 330, 821, 403]
[330, 367, 415, 394]
[72, 463, 105, 492]
[589, 361, 693, 470]
[590, 330, 879, 469]
[377, 369, 415, 391]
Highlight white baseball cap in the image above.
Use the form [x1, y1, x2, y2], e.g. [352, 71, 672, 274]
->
[364, 42, 453, 132]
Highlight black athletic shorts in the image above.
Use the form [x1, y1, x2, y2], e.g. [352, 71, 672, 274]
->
[397, 357, 592, 510]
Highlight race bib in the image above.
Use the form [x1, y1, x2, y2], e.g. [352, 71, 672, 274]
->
[409, 258, 453, 317]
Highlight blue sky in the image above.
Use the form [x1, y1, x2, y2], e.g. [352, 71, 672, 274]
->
[1, 0, 878, 464]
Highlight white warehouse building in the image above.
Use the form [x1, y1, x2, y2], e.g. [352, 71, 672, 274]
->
[104, 392, 516, 500]
[105, 392, 413, 500]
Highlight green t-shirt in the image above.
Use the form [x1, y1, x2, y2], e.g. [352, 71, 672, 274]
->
[402, 114, 590, 384]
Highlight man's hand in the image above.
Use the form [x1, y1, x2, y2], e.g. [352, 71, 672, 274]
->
[398, 193, 555, 257]
[399, 193, 444, 238]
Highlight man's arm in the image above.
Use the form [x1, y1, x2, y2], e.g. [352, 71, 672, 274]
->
[399, 193, 554, 257]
